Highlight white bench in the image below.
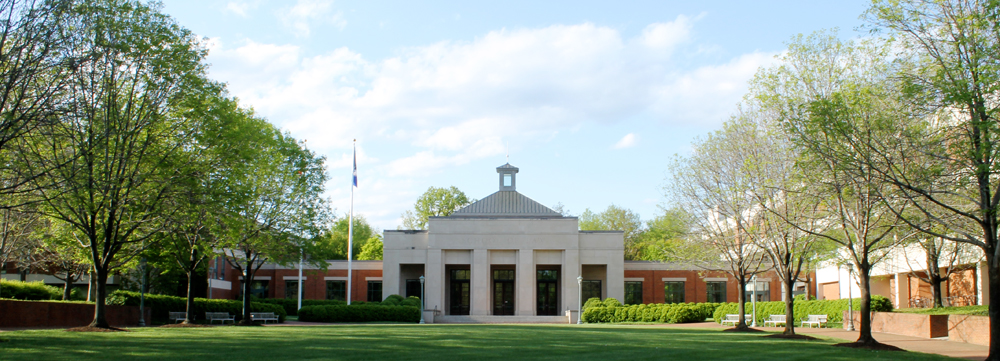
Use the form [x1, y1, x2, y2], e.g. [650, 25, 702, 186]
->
[168, 312, 190, 323]
[801, 314, 828, 328]
[763, 314, 786, 327]
[251, 312, 279, 324]
[720, 314, 751, 326]
[205, 312, 235, 324]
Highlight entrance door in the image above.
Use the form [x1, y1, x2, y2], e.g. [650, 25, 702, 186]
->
[537, 270, 558, 315]
[450, 269, 470, 315]
[493, 269, 515, 315]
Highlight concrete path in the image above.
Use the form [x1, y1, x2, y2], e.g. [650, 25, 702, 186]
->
[660, 322, 988, 361]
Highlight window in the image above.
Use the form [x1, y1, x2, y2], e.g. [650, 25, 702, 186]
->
[664, 281, 685, 303]
[745, 281, 770, 302]
[406, 279, 421, 298]
[367, 281, 383, 302]
[503, 174, 512, 186]
[451, 269, 470, 280]
[624, 281, 643, 305]
[214, 257, 226, 280]
[326, 280, 346, 301]
[582, 280, 602, 301]
[706, 281, 726, 303]
[285, 280, 299, 299]
[494, 269, 515, 281]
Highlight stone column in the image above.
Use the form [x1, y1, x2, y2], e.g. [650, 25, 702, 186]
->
[562, 249, 580, 316]
[425, 249, 444, 317]
[607, 259, 625, 302]
[516, 249, 534, 316]
[471, 249, 490, 315]
[895, 272, 910, 308]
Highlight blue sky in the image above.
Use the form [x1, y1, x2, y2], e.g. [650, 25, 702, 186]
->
[161, 0, 872, 231]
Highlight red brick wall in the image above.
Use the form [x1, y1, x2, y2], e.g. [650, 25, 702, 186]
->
[208, 258, 384, 302]
[0, 300, 150, 328]
[622, 270, 800, 304]
[844, 311, 948, 338]
[948, 315, 989, 346]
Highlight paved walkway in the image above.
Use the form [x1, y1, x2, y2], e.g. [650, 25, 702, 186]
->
[660, 322, 988, 361]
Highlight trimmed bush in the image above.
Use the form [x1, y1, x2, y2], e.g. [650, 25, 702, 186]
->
[107, 290, 286, 323]
[0, 279, 61, 300]
[710, 295, 894, 325]
[380, 294, 406, 305]
[251, 298, 347, 316]
[582, 302, 722, 324]
[298, 304, 419, 323]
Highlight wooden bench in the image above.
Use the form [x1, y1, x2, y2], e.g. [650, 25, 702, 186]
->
[168, 312, 190, 323]
[763, 314, 786, 327]
[251, 312, 279, 324]
[800, 314, 828, 328]
[720, 314, 751, 326]
[205, 312, 235, 324]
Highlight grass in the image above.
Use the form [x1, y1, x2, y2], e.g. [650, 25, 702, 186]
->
[0, 324, 959, 361]
[893, 305, 988, 316]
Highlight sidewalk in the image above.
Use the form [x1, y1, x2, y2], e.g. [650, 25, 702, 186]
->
[661, 322, 988, 361]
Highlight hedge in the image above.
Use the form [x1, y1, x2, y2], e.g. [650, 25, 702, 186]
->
[0, 279, 61, 300]
[107, 290, 286, 323]
[298, 304, 420, 323]
[380, 294, 420, 307]
[582, 298, 722, 324]
[251, 298, 347, 316]
[711, 295, 894, 325]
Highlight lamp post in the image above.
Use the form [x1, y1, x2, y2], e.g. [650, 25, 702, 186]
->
[419, 276, 425, 324]
[577, 276, 583, 324]
[846, 262, 855, 331]
[750, 274, 757, 327]
[138, 257, 147, 326]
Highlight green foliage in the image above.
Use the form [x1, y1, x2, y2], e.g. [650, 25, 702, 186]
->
[107, 290, 286, 323]
[401, 186, 472, 230]
[710, 295, 894, 324]
[579, 205, 643, 260]
[894, 305, 988, 316]
[583, 297, 603, 311]
[794, 294, 817, 301]
[634, 208, 694, 261]
[297, 304, 419, 323]
[357, 238, 383, 260]
[0, 280, 61, 300]
[602, 297, 622, 308]
[313, 215, 380, 260]
[380, 294, 406, 305]
[250, 298, 346, 316]
[583, 302, 721, 324]
[379, 294, 419, 307]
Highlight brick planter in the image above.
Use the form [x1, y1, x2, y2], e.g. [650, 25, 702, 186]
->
[0, 299, 151, 328]
[948, 315, 990, 346]
[843, 311, 948, 338]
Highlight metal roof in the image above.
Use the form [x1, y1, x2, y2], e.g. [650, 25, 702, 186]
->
[451, 191, 562, 217]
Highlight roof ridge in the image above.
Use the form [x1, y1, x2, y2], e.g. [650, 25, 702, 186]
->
[452, 190, 561, 217]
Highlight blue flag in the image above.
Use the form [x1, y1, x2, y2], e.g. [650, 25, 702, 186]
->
[352, 144, 358, 187]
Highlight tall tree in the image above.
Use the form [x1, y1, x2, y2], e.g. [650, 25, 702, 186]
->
[864, 1, 1000, 357]
[400, 186, 471, 230]
[313, 214, 380, 260]
[26, 0, 207, 328]
[634, 207, 693, 261]
[579, 205, 644, 260]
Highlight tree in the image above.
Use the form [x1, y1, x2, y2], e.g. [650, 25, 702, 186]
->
[864, 1, 1000, 357]
[400, 186, 471, 230]
[756, 32, 906, 345]
[314, 214, 380, 260]
[25, 0, 208, 328]
[579, 205, 644, 260]
[357, 237, 383, 261]
[901, 235, 981, 308]
[668, 120, 769, 331]
[634, 207, 693, 261]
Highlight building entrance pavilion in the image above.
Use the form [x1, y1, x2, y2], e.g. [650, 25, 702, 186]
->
[383, 163, 625, 323]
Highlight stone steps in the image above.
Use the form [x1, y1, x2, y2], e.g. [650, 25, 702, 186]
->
[434, 315, 569, 324]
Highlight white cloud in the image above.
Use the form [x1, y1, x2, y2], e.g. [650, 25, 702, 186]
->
[613, 133, 638, 149]
[280, 0, 346, 37]
[225, 1, 258, 17]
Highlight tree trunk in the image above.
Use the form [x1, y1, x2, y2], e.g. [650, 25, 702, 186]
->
[783, 274, 795, 335]
[856, 264, 876, 345]
[62, 274, 74, 301]
[736, 276, 748, 330]
[88, 268, 110, 328]
[986, 251, 999, 361]
[803, 275, 811, 300]
[239, 259, 254, 326]
[183, 269, 195, 324]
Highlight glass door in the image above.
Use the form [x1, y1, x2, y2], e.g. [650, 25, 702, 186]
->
[537, 270, 558, 315]
[449, 269, 470, 315]
[493, 270, 515, 315]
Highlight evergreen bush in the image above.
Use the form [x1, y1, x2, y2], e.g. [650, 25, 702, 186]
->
[298, 304, 419, 323]
[251, 298, 346, 316]
[107, 290, 286, 323]
[710, 295, 894, 325]
[0, 279, 61, 300]
[582, 302, 722, 324]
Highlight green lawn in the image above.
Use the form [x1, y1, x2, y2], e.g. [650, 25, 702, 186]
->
[893, 305, 988, 316]
[0, 324, 959, 360]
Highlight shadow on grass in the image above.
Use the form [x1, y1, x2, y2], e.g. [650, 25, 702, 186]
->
[0, 324, 948, 361]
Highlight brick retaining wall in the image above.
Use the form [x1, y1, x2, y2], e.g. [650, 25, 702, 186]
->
[0, 299, 150, 328]
[947, 315, 989, 346]
[843, 311, 948, 338]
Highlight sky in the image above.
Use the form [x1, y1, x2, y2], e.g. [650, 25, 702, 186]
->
[160, 0, 873, 232]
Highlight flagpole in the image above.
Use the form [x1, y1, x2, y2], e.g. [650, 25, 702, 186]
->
[347, 140, 355, 305]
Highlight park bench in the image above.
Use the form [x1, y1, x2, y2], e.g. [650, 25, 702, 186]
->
[251, 312, 279, 324]
[720, 314, 751, 326]
[168, 312, 191, 323]
[205, 312, 235, 324]
[763, 314, 786, 327]
[800, 314, 828, 328]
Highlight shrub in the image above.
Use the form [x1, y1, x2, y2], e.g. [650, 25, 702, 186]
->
[710, 295, 894, 325]
[602, 298, 622, 308]
[251, 298, 346, 316]
[380, 294, 406, 306]
[0, 279, 61, 300]
[400, 296, 421, 307]
[583, 297, 602, 312]
[298, 304, 419, 323]
[582, 302, 722, 324]
[107, 290, 286, 323]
